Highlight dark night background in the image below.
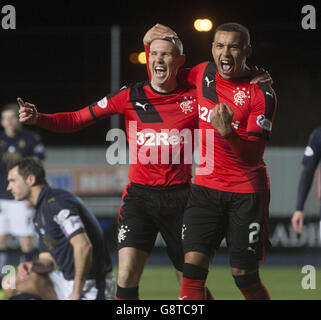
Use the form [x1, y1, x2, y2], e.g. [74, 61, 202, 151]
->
[1, 0, 320, 147]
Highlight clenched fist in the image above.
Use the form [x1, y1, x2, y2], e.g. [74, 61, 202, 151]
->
[209, 103, 234, 136]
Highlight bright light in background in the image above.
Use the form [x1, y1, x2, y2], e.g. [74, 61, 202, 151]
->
[129, 52, 146, 64]
[194, 19, 213, 32]
[138, 52, 146, 64]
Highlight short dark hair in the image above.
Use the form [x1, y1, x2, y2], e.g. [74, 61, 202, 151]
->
[8, 157, 47, 185]
[1, 103, 19, 118]
[214, 22, 250, 46]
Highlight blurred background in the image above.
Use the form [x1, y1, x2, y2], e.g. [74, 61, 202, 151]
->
[1, 0, 321, 299]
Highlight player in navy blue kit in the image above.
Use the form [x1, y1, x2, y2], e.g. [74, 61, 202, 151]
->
[3, 157, 116, 300]
[292, 127, 321, 235]
[0, 103, 45, 274]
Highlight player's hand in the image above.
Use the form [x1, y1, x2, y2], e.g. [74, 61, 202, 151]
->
[143, 23, 178, 46]
[249, 66, 273, 85]
[17, 262, 33, 281]
[210, 103, 234, 136]
[30, 259, 54, 274]
[17, 97, 38, 125]
[291, 210, 304, 234]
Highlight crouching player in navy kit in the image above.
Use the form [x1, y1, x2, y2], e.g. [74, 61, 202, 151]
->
[2, 157, 116, 300]
[0, 103, 45, 272]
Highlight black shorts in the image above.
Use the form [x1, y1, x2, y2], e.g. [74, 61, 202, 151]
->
[183, 184, 270, 269]
[117, 183, 190, 271]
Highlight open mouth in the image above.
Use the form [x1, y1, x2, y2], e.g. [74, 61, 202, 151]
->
[154, 66, 167, 78]
[220, 60, 234, 74]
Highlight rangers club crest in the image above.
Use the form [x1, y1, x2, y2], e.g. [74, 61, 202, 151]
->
[233, 88, 250, 106]
[178, 96, 196, 114]
[118, 225, 130, 243]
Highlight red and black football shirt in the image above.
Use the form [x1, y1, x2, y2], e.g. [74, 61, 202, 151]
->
[37, 81, 198, 187]
[180, 62, 277, 193]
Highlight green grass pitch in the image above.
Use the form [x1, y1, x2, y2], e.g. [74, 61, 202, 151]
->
[0, 265, 320, 300]
[136, 265, 321, 300]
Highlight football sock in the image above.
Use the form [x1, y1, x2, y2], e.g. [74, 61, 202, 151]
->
[233, 271, 270, 300]
[180, 263, 208, 300]
[115, 285, 139, 300]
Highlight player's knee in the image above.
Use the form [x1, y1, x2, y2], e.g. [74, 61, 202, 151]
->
[175, 269, 183, 285]
[19, 236, 34, 252]
[232, 269, 260, 289]
[184, 252, 210, 269]
[0, 235, 8, 249]
[117, 269, 141, 287]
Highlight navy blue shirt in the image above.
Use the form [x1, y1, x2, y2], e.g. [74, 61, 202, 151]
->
[34, 185, 113, 281]
[0, 128, 45, 199]
[296, 127, 321, 212]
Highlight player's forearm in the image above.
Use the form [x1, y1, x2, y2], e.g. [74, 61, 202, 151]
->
[37, 107, 95, 133]
[224, 129, 265, 165]
[72, 243, 93, 296]
[32, 258, 56, 274]
[295, 166, 315, 211]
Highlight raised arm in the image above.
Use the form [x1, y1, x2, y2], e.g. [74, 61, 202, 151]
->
[17, 89, 127, 132]
[18, 97, 97, 132]
[143, 24, 178, 47]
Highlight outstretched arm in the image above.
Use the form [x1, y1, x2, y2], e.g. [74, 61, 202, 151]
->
[17, 89, 127, 133]
[17, 97, 96, 132]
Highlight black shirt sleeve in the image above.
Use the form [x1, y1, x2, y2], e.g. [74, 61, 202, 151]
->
[296, 128, 321, 211]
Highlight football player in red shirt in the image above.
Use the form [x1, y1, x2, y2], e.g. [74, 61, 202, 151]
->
[17, 37, 217, 300]
[144, 23, 277, 300]
[19, 26, 271, 300]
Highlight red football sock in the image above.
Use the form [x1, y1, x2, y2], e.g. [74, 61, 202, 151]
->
[180, 277, 206, 300]
[239, 281, 270, 300]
